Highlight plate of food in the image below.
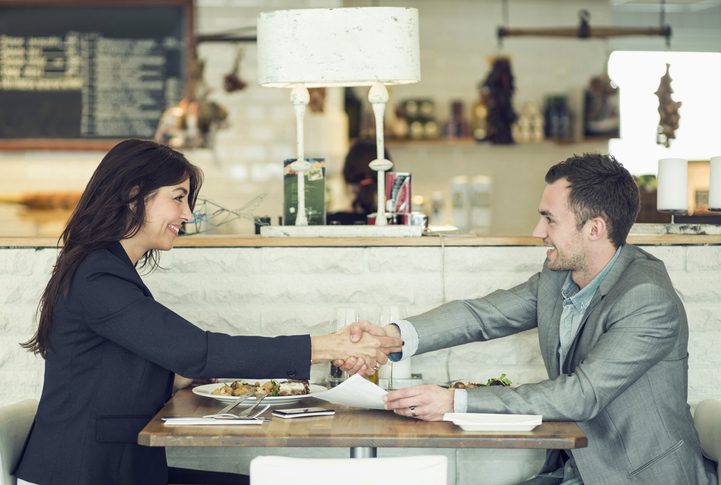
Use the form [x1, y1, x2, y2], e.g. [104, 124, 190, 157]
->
[192, 379, 326, 406]
[448, 373, 512, 389]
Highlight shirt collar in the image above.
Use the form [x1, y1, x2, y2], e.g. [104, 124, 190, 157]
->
[561, 245, 623, 311]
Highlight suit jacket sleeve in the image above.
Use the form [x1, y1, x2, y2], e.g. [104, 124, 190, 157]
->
[73, 252, 311, 380]
[408, 272, 541, 355]
[464, 281, 679, 421]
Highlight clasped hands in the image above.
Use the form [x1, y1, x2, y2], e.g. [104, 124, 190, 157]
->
[333, 321, 455, 422]
[311, 321, 402, 376]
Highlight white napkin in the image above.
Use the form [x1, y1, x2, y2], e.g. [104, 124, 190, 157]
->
[162, 417, 265, 426]
[313, 373, 388, 410]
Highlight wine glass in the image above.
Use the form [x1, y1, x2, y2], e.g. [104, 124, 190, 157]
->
[378, 306, 402, 390]
[328, 308, 359, 387]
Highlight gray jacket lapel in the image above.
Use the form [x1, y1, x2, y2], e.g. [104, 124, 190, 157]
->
[562, 245, 639, 371]
[537, 265, 565, 378]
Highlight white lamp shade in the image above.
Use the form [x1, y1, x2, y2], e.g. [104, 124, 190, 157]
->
[657, 158, 688, 212]
[710, 156, 721, 211]
[257, 7, 420, 87]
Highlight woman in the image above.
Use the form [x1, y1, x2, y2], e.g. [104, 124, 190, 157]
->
[15, 139, 398, 485]
[327, 139, 392, 225]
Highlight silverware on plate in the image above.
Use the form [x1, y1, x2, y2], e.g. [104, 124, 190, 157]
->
[211, 390, 254, 416]
[236, 390, 268, 417]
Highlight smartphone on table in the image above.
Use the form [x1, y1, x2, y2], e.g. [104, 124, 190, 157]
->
[272, 407, 335, 418]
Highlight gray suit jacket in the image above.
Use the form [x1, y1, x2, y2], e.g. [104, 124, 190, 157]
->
[408, 245, 716, 485]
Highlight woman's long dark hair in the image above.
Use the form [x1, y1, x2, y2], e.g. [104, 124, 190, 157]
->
[21, 139, 203, 357]
[343, 139, 391, 215]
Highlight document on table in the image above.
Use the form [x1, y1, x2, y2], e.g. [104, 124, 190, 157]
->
[313, 374, 387, 410]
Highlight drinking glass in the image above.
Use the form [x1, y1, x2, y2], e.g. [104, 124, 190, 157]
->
[328, 308, 359, 387]
[378, 306, 402, 390]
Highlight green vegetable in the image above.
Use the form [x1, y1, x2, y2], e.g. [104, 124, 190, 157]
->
[484, 373, 512, 386]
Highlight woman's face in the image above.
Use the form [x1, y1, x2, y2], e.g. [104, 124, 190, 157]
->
[134, 179, 193, 253]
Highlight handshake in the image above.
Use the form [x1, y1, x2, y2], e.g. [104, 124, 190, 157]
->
[310, 321, 402, 376]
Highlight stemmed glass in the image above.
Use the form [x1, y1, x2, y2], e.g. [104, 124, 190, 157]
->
[328, 308, 359, 387]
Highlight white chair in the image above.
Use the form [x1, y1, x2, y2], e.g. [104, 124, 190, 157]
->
[250, 455, 447, 485]
[694, 399, 721, 484]
[0, 400, 38, 485]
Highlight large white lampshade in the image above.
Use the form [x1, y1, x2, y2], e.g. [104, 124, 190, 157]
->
[257, 7, 420, 226]
[257, 8, 420, 88]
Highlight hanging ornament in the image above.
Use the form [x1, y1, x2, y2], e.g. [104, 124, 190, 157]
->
[155, 58, 229, 149]
[655, 63, 682, 148]
[223, 47, 247, 93]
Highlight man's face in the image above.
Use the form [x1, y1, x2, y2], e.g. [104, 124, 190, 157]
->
[532, 179, 587, 272]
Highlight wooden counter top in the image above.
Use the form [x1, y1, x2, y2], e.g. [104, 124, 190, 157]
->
[2, 234, 721, 248]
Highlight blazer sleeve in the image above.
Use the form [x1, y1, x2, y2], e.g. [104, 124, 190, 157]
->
[74, 256, 311, 380]
[408, 272, 541, 355]
[464, 281, 679, 420]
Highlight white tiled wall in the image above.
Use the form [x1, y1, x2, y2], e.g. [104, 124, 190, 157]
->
[1, 243, 719, 484]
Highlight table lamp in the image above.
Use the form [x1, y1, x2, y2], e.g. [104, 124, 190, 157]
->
[257, 7, 420, 226]
[710, 156, 721, 212]
[657, 157, 688, 223]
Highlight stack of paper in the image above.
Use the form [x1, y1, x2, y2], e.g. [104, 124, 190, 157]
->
[313, 374, 388, 410]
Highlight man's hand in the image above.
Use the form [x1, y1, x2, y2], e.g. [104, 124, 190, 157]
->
[383, 384, 454, 421]
[333, 321, 402, 373]
[311, 323, 402, 376]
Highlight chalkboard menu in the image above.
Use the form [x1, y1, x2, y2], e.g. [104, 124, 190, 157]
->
[0, 0, 193, 149]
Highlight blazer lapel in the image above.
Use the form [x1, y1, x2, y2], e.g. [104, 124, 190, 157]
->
[562, 245, 637, 371]
[108, 241, 154, 297]
[538, 267, 565, 378]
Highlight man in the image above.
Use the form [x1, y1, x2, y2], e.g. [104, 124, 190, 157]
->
[343, 154, 716, 485]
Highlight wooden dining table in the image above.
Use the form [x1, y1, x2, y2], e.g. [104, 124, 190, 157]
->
[138, 389, 587, 458]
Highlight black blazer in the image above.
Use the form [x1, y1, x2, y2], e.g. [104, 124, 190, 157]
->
[16, 242, 311, 485]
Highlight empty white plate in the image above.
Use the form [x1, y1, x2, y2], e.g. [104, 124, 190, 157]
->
[443, 412, 542, 432]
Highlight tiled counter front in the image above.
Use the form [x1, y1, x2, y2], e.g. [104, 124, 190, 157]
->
[2, 237, 719, 484]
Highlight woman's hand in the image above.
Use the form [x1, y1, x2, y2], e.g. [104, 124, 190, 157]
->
[333, 321, 402, 373]
[311, 322, 402, 376]
[173, 374, 215, 392]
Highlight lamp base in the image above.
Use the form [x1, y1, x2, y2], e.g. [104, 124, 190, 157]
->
[260, 225, 423, 237]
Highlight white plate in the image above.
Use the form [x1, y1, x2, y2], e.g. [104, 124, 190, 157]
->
[192, 380, 326, 407]
[443, 413, 542, 432]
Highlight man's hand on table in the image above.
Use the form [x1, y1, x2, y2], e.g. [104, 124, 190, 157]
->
[384, 384, 454, 421]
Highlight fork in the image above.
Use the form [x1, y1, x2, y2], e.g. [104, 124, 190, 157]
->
[200, 390, 269, 419]
[202, 390, 253, 418]
[201, 404, 271, 420]
[236, 390, 269, 418]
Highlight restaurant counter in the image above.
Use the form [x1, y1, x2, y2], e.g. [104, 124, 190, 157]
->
[3, 233, 721, 248]
[2, 233, 719, 484]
